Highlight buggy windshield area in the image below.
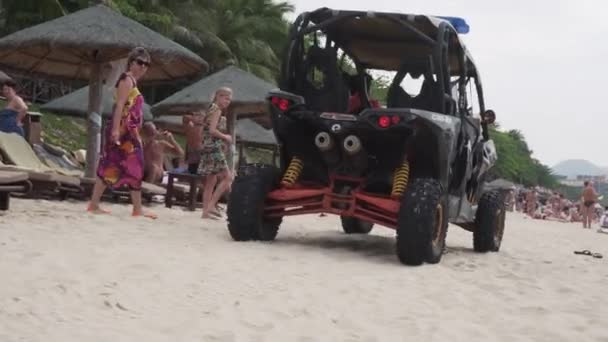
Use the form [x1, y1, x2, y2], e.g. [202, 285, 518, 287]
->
[281, 8, 484, 117]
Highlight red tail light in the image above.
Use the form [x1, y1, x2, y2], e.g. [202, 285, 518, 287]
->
[270, 96, 292, 111]
[378, 115, 391, 128]
[377, 114, 401, 128]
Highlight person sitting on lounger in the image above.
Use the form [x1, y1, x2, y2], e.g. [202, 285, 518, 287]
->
[1, 80, 28, 137]
[141, 122, 184, 184]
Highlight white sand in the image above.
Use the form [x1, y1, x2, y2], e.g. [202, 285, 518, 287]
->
[0, 198, 607, 341]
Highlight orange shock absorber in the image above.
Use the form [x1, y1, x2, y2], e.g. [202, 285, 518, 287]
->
[281, 157, 304, 186]
[391, 160, 410, 197]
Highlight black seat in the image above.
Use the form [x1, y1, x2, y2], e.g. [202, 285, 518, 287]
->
[386, 57, 441, 112]
[296, 45, 349, 113]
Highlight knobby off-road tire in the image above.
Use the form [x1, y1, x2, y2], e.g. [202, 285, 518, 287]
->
[341, 216, 374, 234]
[396, 178, 448, 266]
[227, 164, 282, 241]
[473, 190, 506, 252]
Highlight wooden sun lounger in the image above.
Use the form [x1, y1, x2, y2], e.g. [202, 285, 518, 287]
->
[0, 170, 32, 210]
[0, 165, 82, 200]
[80, 177, 166, 203]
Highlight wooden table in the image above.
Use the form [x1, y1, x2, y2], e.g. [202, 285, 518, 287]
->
[165, 171, 200, 211]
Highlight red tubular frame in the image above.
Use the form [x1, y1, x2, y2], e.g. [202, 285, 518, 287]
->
[265, 174, 400, 228]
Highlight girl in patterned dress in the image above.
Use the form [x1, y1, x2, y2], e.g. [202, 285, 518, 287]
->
[199, 87, 234, 219]
[87, 47, 156, 219]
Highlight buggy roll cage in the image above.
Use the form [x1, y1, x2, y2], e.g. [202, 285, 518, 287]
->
[280, 8, 487, 124]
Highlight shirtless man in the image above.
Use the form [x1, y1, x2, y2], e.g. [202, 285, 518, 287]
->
[581, 181, 599, 228]
[182, 110, 205, 174]
[525, 189, 537, 217]
[142, 122, 184, 184]
[1, 80, 28, 136]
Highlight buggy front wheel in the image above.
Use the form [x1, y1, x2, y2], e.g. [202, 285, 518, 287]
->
[227, 164, 282, 241]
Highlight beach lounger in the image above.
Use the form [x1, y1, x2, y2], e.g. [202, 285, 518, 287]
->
[0, 161, 81, 199]
[0, 132, 82, 198]
[80, 176, 166, 203]
[0, 170, 32, 210]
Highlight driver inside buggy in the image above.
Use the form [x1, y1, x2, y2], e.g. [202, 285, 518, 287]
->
[345, 73, 381, 114]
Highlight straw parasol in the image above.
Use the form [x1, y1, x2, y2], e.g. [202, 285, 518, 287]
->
[154, 116, 276, 146]
[0, 4, 207, 177]
[41, 85, 153, 122]
[236, 118, 276, 146]
[151, 65, 277, 116]
[154, 115, 277, 168]
[152, 65, 277, 169]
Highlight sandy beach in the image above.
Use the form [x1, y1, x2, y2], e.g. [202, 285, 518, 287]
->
[0, 198, 607, 341]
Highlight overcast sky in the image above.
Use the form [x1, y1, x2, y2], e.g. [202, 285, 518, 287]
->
[287, 0, 608, 167]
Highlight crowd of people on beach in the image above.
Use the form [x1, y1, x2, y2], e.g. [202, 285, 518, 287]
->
[506, 181, 606, 229]
[3, 46, 607, 232]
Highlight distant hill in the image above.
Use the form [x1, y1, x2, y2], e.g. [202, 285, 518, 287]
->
[552, 159, 606, 177]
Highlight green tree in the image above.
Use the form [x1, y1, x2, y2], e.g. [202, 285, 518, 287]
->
[489, 127, 558, 188]
[0, 0, 294, 81]
[166, 0, 293, 80]
[0, 0, 65, 35]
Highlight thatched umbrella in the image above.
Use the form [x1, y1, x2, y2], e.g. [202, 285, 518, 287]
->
[41, 85, 153, 122]
[154, 116, 276, 145]
[151, 65, 277, 116]
[154, 115, 277, 168]
[152, 65, 277, 169]
[0, 4, 207, 177]
[0, 70, 11, 83]
[236, 118, 276, 146]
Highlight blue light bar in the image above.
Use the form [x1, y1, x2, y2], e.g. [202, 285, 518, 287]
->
[438, 16, 470, 34]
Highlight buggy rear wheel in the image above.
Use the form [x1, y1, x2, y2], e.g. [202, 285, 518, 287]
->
[227, 164, 282, 241]
[340, 216, 374, 234]
[396, 178, 448, 265]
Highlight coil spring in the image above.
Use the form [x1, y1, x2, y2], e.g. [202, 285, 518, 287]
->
[281, 157, 303, 186]
[468, 190, 477, 204]
[391, 160, 410, 197]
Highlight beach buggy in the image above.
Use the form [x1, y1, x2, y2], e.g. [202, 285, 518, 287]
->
[226, 8, 505, 265]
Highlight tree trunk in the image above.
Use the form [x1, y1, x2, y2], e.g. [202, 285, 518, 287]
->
[85, 63, 103, 178]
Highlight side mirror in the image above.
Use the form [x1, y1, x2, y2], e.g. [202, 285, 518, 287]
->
[482, 109, 496, 124]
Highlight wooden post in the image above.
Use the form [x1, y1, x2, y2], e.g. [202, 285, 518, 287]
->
[226, 107, 237, 172]
[85, 62, 103, 178]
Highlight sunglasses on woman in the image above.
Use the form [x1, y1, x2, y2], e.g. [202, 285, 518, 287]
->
[135, 59, 151, 67]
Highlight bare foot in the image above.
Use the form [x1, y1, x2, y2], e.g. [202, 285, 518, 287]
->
[87, 204, 111, 214]
[132, 211, 158, 220]
[202, 212, 220, 220]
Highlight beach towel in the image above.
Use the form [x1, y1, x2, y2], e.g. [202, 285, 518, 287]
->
[32, 144, 83, 177]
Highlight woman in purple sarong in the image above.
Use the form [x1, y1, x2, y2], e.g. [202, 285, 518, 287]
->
[87, 47, 156, 219]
